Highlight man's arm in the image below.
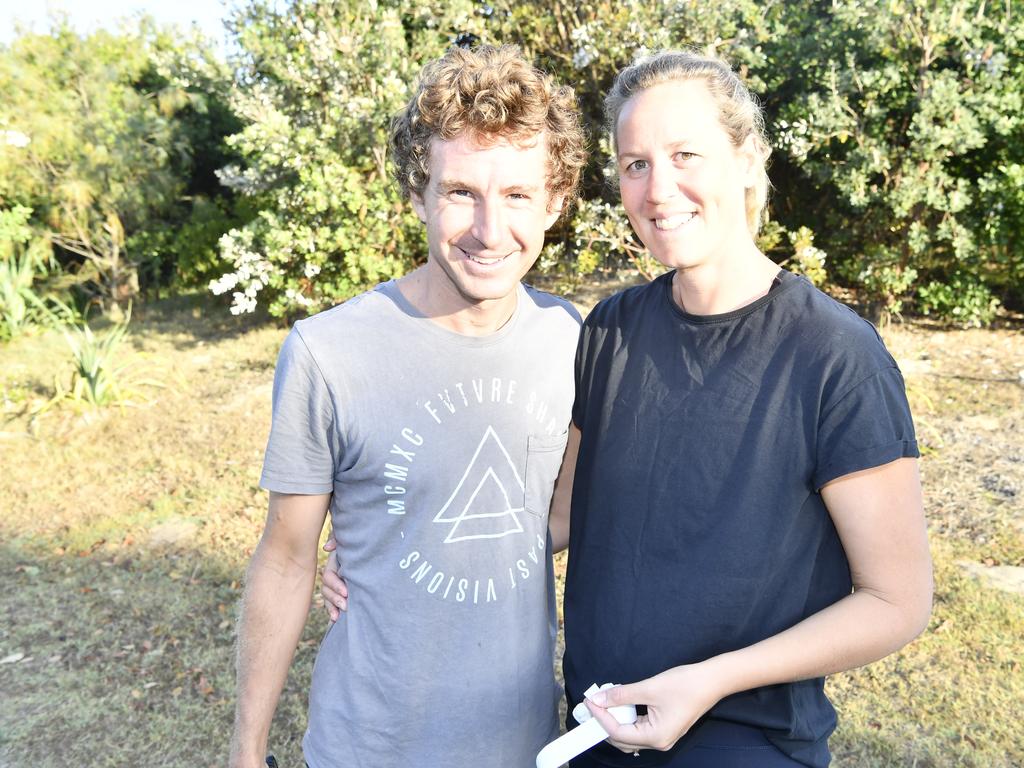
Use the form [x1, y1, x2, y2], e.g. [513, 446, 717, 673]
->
[229, 492, 331, 768]
[548, 423, 581, 553]
[585, 458, 933, 752]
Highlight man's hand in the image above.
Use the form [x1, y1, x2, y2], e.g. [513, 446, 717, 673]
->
[321, 535, 349, 621]
[583, 664, 725, 753]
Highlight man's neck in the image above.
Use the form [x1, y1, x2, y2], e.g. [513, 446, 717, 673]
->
[396, 267, 519, 336]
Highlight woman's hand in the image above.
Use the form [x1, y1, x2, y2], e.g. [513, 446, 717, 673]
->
[583, 663, 726, 753]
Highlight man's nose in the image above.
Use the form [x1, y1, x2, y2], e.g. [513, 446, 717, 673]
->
[470, 197, 506, 250]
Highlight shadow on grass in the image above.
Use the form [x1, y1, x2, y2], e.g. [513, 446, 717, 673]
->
[0, 540, 322, 768]
[128, 291, 284, 349]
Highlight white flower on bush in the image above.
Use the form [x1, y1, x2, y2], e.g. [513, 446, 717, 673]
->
[2, 130, 30, 148]
[571, 25, 598, 69]
[210, 228, 276, 314]
[573, 47, 596, 69]
[285, 288, 314, 308]
[216, 164, 267, 194]
[231, 292, 258, 315]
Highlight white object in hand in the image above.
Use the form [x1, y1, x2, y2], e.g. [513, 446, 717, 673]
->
[535, 683, 638, 768]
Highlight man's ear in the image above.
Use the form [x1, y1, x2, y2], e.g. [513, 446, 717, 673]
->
[545, 195, 566, 229]
[410, 191, 427, 223]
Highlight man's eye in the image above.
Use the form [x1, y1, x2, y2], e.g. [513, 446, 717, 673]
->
[675, 152, 696, 162]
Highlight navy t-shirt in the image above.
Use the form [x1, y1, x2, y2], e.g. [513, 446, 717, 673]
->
[563, 270, 919, 767]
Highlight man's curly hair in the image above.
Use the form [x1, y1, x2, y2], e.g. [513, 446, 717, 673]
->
[390, 45, 586, 214]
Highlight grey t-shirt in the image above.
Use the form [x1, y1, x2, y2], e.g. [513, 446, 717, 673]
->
[260, 280, 580, 768]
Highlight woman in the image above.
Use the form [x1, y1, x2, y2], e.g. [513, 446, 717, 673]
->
[563, 50, 932, 768]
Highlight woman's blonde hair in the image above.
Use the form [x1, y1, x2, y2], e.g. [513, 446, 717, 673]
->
[391, 45, 587, 214]
[604, 49, 772, 234]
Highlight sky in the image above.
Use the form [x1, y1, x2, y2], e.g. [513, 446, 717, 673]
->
[0, 0, 232, 49]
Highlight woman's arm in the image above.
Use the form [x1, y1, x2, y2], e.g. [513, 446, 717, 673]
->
[585, 457, 933, 753]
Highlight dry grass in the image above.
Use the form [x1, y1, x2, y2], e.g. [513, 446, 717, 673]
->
[1, 289, 1021, 767]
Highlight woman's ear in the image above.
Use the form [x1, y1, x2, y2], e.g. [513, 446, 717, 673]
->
[737, 134, 763, 189]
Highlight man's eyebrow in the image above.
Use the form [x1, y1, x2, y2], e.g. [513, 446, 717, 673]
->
[436, 179, 474, 194]
[503, 183, 542, 195]
[435, 180, 543, 195]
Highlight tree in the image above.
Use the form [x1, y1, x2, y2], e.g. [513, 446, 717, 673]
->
[765, 0, 1023, 321]
[0, 20, 178, 307]
[0, 17, 243, 309]
[211, 0, 469, 317]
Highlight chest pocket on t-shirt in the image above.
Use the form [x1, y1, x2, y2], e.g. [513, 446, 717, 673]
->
[524, 432, 569, 517]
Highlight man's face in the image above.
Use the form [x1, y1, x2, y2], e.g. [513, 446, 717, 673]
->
[411, 132, 562, 312]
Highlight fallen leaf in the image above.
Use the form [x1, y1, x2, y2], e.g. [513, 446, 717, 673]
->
[196, 675, 214, 696]
[1, 653, 25, 664]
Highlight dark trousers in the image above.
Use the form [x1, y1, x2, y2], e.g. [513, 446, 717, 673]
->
[570, 719, 806, 768]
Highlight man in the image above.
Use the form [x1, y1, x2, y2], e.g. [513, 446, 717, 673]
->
[229, 45, 586, 768]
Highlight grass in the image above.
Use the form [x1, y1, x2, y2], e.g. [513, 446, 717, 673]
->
[1, 290, 1022, 767]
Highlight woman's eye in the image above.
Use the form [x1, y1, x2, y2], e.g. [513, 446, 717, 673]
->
[626, 159, 648, 173]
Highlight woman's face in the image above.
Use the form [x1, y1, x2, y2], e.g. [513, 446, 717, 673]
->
[615, 78, 758, 272]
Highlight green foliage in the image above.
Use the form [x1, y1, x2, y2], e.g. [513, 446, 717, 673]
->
[0, 18, 243, 306]
[2, 1, 1022, 323]
[766, 0, 1024, 316]
[562, 198, 659, 281]
[0, 22, 177, 304]
[61, 319, 132, 406]
[0, 206, 76, 340]
[46, 310, 160, 409]
[917, 272, 1000, 327]
[210, 0, 447, 316]
[784, 226, 828, 288]
[140, 28, 253, 292]
[850, 250, 919, 322]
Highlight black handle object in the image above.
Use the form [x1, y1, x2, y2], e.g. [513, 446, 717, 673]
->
[265, 756, 279, 768]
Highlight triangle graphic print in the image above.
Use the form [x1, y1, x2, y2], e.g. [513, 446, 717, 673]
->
[433, 425, 526, 544]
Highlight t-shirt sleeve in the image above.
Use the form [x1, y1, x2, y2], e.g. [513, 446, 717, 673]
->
[813, 365, 919, 490]
[260, 327, 338, 494]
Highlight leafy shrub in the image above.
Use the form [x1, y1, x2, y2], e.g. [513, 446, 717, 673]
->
[767, 0, 1024, 318]
[209, 0, 440, 317]
[5, 2, 1023, 323]
[0, 206, 76, 340]
[783, 226, 828, 288]
[45, 309, 161, 409]
[917, 273, 1000, 327]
